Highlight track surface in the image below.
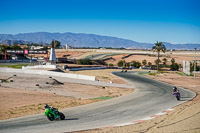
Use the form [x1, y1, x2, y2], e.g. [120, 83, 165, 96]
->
[0, 71, 196, 133]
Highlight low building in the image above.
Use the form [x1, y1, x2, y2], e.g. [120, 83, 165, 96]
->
[66, 43, 72, 49]
[30, 45, 44, 50]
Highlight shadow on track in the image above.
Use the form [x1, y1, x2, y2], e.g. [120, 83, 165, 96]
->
[180, 96, 194, 98]
[64, 118, 79, 121]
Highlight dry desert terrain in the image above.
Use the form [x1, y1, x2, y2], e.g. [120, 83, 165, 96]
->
[0, 49, 200, 133]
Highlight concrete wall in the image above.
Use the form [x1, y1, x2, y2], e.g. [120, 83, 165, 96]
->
[22, 64, 57, 69]
[0, 68, 96, 81]
[183, 60, 190, 75]
[68, 67, 107, 71]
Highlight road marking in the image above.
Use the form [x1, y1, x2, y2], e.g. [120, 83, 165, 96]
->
[151, 112, 166, 118]
[111, 108, 174, 128]
[140, 117, 154, 120]
[114, 122, 134, 127]
[166, 108, 174, 111]
[132, 120, 145, 124]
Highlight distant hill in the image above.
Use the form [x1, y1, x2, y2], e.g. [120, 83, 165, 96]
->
[0, 32, 199, 50]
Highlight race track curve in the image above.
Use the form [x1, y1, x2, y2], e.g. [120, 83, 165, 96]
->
[0, 71, 196, 133]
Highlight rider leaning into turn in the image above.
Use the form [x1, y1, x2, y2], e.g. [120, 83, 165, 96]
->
[172, 86, 179, 93]
[44, 104, 59, 119]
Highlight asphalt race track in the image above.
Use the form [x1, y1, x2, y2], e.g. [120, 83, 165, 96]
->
[0, 71, 196, 133]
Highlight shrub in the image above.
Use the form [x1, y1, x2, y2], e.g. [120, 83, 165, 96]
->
[142, 59, 147, 66]
[148, 62, 152, 67]
[149, 73, 157, 76]
[190, 62, 199, 72]
[170, 63, 179, 71]
[117, 60, 125, 67]
[79, 59, 92, 65]
[130, 60, 141, 68]
[108, 63, 114, 67]
[154, 59, 162, 65]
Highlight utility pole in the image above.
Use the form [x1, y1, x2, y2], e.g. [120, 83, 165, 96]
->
[194, 48, 197, 79]
[123, 60, 125, 68]
[5, 50, 6, 61]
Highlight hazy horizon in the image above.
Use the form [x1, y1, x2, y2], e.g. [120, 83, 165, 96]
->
[1, 31, 200, 45]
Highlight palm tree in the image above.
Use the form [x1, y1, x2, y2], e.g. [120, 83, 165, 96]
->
[152, 41, 166, 72]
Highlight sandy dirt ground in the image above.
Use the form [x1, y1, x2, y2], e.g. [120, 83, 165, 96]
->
[105, 54, 198, 66]
[1, 50, 199, 132]
[0, 72, 133, 120]
[55, 51, 86, 59]
[29, 51, 86, 60]
[29, 50, 199, 68]
[75, 71, 200, 133]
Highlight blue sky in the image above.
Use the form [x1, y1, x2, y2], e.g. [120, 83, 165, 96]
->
[0, 0, 200, 44]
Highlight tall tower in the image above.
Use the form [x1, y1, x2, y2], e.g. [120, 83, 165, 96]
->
[49, 40, 56, 62]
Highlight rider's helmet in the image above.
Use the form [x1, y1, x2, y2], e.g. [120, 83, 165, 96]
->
[44, 104, 49, 109]
[173, 86, 177, 92]
[173, 86, 177, 89]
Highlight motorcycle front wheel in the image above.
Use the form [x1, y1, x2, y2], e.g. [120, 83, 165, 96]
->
[47, 114, 54, 121]
[59, 112, 65, 120]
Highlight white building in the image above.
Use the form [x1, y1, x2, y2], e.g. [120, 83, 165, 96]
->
[66, 43, 71, 49]
[30, 46, 44, 50]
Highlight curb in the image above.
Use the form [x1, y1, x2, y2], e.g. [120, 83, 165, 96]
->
[74, 108, 175, 132]
[112, 108, 174, 127]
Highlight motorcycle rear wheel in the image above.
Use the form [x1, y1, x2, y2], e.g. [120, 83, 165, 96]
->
[176, 96, 180, 101]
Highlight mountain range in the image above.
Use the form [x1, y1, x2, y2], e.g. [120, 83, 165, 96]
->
[0, 32, 199, 50]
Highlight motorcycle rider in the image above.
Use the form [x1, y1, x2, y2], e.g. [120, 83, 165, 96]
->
[172, 86, 178, 93]
[44, 104, 59, 119]
[172, 86, 180, 99]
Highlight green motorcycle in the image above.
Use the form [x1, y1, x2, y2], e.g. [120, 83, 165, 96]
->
[44, 104, 65, 121]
